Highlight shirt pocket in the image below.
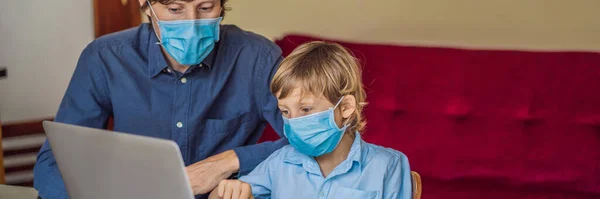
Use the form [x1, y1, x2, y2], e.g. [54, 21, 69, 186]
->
[202, 112, 248, 136]
[331, 186, 379, 199]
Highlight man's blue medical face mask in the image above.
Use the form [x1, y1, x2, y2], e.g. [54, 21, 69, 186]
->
[147, 1, 222, 66]
[283, 97, 349, 157]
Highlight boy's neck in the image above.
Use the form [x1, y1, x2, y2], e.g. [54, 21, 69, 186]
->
[315, 132, 355, 178]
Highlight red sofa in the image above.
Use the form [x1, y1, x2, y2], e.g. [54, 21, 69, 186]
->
[260, 35, 600, 198]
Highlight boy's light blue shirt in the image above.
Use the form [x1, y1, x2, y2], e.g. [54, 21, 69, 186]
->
[240, 133, 412, 199]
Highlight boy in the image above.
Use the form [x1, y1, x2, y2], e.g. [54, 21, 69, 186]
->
[211, 41, 412, 199]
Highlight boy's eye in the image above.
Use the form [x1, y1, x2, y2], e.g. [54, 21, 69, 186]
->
[168, 7, 184, 13]
[301, 108, 312, 113]
[281, 110, 289, 115]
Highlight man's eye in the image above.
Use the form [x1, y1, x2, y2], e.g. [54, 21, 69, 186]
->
[281, 110, 289, 115]
[199, 7, 213, 12]
[301, 108, 311, 113]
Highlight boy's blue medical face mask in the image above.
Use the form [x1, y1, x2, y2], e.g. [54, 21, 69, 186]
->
[147, 1, 222, 66]
[283, 97, 349, 157]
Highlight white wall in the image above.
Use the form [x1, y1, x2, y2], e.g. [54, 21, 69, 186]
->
[0, 0, 95, 123]
[222, 0, 600, 51]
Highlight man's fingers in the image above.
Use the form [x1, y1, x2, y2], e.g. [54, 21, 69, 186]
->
[218, 180, 227, 197]
[208, 189, 220, 199]
[186, 150, 239, 195]
[240, 182, 251, 199]
[223, 181, 232, 199]
[232, 181, 241, 199]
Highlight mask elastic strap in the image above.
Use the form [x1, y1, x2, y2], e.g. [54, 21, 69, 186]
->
[146, 0, 163, 44]
[333, 96, 350, 127]
[333, 96, 345, 110]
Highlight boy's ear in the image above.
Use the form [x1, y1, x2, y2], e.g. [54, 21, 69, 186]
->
[340, 95, 357, 119]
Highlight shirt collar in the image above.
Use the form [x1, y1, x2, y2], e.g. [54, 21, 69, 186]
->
[340, 132, 365, 172]
[148, 29, 169, 77]
[283, 132, 366, 175]
[147, 26, 219, 77]
[201, 43, 217, 69]
[348, 132, 365, 166]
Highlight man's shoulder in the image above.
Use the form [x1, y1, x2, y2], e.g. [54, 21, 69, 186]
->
[220, 25, 281, 56]
[85, 24, 152, 53]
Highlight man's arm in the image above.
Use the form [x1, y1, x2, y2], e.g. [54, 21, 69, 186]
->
[34, 43, 112, 199]
[233, 49, 287, 175]
[186, 47, 287, 195]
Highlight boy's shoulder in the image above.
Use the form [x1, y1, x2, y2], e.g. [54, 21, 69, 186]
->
[268, 141, 409, 165]
[261, 144, 315, 167]
[266, 145, 299, 161]
[362, 141, 409, 168]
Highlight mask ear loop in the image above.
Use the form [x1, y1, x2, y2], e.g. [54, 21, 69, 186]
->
[333, 96, 351, 127]
[333, 96, 345, 109]
[146, 0, 163, 44]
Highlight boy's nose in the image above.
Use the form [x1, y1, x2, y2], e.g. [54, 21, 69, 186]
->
[288, 112, 302, 119]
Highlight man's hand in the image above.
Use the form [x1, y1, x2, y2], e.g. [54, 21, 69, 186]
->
[186, 150, 240, 195]
[208, 180, 254, 199]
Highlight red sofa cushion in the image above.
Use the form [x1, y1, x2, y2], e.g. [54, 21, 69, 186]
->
[260, 35, 600, 198]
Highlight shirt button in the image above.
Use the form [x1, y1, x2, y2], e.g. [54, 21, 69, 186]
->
[319, 191, 325, 196]
[180, 78, 187, 84]
[166, 68, 172, 73]
[176, 122, 183, 128]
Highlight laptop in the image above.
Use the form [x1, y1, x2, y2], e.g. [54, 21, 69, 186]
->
[43, 121, 195, 199]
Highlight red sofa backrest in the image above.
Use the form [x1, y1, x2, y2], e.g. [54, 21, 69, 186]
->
[261, 34, 600, 196]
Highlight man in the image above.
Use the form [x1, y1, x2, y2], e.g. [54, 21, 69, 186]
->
[33, 0, 286, 198]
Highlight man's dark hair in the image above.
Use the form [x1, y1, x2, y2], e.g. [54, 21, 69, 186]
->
[141, 0, 229, 17]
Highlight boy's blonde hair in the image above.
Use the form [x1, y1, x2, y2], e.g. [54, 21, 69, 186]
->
[271, 41, 367, 133]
